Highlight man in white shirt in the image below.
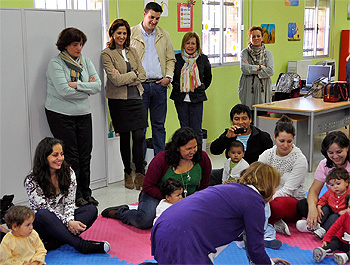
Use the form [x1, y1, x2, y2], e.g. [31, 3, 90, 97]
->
[131, 2, 175, 155]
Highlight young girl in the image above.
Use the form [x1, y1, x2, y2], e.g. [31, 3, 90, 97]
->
[313, 194, 350, 264]
[153, 178, 184, 225]
[222, 140, 249, 184]
[0, 206, 46, 265]
[297, 168, 350, 239]
[24, 137, 110, 254]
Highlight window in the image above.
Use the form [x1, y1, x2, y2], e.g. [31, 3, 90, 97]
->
[303, 0, 330, 57]
[202, 0, 243, 66]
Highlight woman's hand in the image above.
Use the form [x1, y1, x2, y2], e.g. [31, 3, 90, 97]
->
[271, 258, 290, 265]
[68, 82, 77, 89]
[260, 65, 266, 70]
[68, 220, 87, 235]
[89, 75, 95, 82]
[113, 69, 120, 75]
[307, 205, 320, 230]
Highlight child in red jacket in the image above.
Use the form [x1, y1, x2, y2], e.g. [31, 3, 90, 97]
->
[313, 194, 350, 265]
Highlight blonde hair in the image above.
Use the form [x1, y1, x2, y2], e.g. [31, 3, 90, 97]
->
[181, 32, 202, 56]
[239, 162, 280, 202]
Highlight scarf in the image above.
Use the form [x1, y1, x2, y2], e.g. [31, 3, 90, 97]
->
[180, 50, 202, 93]
[247, 43, 266, 93]
[59, 51, 83, 82]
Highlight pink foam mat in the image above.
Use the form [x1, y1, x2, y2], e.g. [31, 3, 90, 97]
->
[81, 215, 152, 264]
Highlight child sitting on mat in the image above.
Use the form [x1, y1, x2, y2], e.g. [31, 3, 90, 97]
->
[222, 140, 249, 184]
[153, 178, 184, 225]
[297, 168, 350, 239]
[313, 194, 350, 265]
[0, 206, 47, 265]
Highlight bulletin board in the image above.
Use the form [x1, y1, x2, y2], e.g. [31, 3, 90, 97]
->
[177, 3, 193, 32]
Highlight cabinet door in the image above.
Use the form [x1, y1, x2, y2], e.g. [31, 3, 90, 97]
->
[24, 9, 65, 152]
[0, 9, 31, 203]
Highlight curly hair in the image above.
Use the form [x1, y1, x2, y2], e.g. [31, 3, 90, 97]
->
[160, 178, 184, 198]
[274, 115, 295, 137]
[56, 27, 87, 52]
[106, 18, 131, 49]
[165, 127, 202, 168]
[4, 205, 34, 229]
[238, 162, 280, 202]
[25, 137, 71, 198]
[321, 131, 349, 168]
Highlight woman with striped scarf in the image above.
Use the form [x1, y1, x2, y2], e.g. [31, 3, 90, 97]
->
[170, 32, 212, 143]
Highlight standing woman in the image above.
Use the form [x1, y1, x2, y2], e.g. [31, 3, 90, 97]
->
[239, 26, 274, 109]
[102, 19, 147, 190]
[258, 115, 307, 235]
[297, 131, 350, 231]
[170, 32, 212, 142]
[45, 28, 101, 207]
[25, 137, 110, 254]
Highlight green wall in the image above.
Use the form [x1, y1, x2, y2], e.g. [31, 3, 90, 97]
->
[2, 0, 349, 143]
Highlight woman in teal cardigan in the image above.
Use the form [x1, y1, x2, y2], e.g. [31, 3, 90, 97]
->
[45, 27, 101, 207]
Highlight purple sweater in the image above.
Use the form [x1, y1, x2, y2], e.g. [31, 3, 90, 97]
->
[151, 183, 272, 264]
[142, 150, 212, 200]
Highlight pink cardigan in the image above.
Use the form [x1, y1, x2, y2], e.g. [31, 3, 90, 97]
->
[142, 150, 212, 200]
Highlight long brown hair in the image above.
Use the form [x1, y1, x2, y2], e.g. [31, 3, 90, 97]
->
[107, 18, 131, 49]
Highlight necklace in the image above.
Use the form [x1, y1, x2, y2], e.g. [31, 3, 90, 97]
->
[179, 160, 192, 197]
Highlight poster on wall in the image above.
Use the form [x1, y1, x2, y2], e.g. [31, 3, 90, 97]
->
[261, 24, 275, 44]
[144, 0, 168, 17]
[288, 22, 301, 41]
[177, 3, 193, 32]
[285, 0, 299, 6]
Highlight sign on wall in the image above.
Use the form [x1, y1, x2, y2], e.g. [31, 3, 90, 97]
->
[177, 3, 193, 32]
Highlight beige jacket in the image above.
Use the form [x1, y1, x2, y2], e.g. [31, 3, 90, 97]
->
[130, 23, 175, 78]
[101, 46, 146, 99]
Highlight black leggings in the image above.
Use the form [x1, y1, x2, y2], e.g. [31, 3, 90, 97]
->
[120, 129, 145, 175]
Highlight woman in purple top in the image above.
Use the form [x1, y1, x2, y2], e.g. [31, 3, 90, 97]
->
[151, 162, 290, 265]
[101, 127, 211, 229]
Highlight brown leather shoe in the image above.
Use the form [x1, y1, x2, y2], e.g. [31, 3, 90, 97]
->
[134, 173, 145, 190]
[124, 172, 134, 189]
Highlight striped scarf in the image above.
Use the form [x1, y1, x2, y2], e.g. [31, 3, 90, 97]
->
[59, 51, 83, 81]
[180, 50, 201, 93]
[247, 43, 266, 65]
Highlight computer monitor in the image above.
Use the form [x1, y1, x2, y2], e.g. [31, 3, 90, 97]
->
[306, 65, 332, 87]
[316, 59, 336, 80]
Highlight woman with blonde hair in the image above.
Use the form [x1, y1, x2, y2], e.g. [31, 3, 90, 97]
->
[151, 162, 290, 265]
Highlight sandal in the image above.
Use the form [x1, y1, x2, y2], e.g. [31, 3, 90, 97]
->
[76, 197, 89, 207]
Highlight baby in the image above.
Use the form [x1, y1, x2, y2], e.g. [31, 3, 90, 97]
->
[0, 205, 47, 265]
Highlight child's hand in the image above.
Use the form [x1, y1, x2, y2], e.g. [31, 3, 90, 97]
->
[322, 241, 327, 247]
[338, 209, 348, 215]
[316, 206, 324, 222]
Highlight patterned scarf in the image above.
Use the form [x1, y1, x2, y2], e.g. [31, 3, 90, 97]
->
[247, 43, 266, 65]
[59, 51, 83, 81]
[180, 50, 202, 93]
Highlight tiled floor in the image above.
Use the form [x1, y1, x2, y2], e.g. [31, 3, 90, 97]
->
[93, 128, 349, 214]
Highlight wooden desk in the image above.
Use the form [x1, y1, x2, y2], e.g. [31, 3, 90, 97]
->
[253, 97, 350, 172]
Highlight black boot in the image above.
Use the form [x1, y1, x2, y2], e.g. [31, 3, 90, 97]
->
[80, 240, 111, 254]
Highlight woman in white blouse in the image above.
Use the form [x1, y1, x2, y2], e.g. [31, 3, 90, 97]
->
[258, 115, 307, 235]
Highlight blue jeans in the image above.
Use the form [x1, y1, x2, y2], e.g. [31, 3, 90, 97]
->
[174, 101, 204, 142]
[115, 192, 160, 230]
[142, 82, 167, 155]
[33, 205, 97, 251]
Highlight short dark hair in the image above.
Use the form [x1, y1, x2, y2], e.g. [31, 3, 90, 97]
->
[160, 178, 183, 198]
[326, 168, 349, 184]
[321, 131, 350, 168]
[107, 18, 131, 49]
[56, 27, 87, 52]
[225, 140, 245, 158]
[4, 205, 34, 229]
[230, 104, 252, 121]
[144, 2, 163, 13]
[165, 127, 202, 168]
[274, 115, 295, 137]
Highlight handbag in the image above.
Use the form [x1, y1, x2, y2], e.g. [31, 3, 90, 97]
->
[323, 81, 348, 102]
[304, 75, 328, 98]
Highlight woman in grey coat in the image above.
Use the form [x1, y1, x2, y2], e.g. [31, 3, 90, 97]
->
[238, 26, 274, 109]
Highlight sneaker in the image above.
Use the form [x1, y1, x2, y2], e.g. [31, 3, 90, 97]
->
[296, 219, 320, 232]
[80, 240, 111, 254]
[274, 219, 291, 236]
[264, 239, 282, 249]
[334, 253, 349, 265]
[313, 227, 326, 239]
[313, 247, 328, 262]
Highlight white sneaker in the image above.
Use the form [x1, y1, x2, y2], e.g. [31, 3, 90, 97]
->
[296, 220, 310, 232]
[313, 227, 326, 239]
[274, 219, 291, 236]
[334, 253, 349, 265]
[313, 247, 330, 262]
